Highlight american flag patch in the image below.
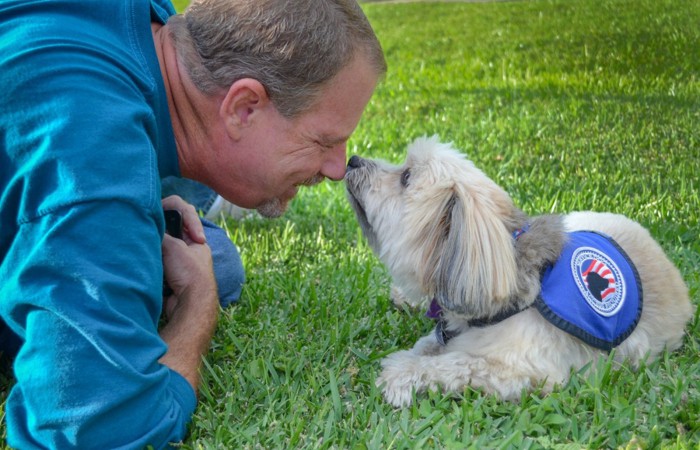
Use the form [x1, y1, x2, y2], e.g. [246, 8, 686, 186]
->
[571, 246, 627, 317]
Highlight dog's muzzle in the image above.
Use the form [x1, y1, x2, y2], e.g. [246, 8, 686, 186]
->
[346, 155, 369, 172]
[344, 155, 373, 192]
[344, 155, 369, 212]
[345, 155, 379, 249]
[345, 155, 372, 179]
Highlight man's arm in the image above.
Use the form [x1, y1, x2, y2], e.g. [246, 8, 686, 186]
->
[159, 235, 219, 391]
[159, 195, 220, 392]
[2, 202, 205, 448]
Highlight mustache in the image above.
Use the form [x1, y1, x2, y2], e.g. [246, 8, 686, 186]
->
[297, 174, 324, 187]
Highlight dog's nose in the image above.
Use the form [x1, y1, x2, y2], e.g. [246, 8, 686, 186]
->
[347, 155, 364, 170]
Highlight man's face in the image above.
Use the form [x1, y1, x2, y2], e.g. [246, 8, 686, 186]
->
[218, 55, 379, 218]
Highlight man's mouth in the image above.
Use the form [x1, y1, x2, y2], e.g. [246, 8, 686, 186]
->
[297, 174, 324, 188]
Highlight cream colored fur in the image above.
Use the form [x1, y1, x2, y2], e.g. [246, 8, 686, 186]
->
[345, 136, 694, 407]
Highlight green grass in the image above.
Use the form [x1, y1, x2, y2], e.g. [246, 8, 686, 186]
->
[182, 0, 700, 448]
[4, 0, 700, 448]
[188, 0, 700, 448]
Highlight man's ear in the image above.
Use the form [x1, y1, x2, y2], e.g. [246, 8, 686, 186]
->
[219, 78, 269, 138]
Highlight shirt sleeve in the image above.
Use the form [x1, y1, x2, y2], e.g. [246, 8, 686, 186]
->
[2, 200, 197, 449]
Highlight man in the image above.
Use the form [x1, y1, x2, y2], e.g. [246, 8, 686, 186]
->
[0, 0, 386, 448]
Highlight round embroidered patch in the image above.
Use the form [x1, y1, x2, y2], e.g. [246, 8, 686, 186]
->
[570, 246, 626, 317]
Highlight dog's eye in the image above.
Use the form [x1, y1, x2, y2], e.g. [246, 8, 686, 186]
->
[400, 168, 411, 187]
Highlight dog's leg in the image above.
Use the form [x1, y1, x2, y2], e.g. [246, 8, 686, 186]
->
[377, 349, 542, 407]
[390, 284, 429, 309]
[390, 285, 410, 307]
[409, 332, 443, 356]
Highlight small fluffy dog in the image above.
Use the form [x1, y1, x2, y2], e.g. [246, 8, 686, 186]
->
[345, 136, 693, 407]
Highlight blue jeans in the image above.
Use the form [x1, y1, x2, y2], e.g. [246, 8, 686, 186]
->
[200, 217, 245, 308]
[161, 176, 219, 215]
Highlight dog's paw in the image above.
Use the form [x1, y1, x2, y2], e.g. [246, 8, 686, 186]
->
[390, 285, 411, 308]
[390, 285, 426, 309]
[376, 351, 424, 407]
[411, 334, 443, 356]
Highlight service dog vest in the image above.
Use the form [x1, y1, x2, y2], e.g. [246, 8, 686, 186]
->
[534, 231, 643, 351]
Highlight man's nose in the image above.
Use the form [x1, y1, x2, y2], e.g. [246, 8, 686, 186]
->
[321, 143, 348, 181]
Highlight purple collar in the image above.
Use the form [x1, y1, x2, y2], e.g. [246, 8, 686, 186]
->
[425, 298, 443, 319]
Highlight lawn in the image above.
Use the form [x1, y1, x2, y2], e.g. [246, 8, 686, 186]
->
[187, 0, 699, 448]
[4, 0, 700, 448]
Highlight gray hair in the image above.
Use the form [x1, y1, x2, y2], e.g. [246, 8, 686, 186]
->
[168, 0, 386, 119]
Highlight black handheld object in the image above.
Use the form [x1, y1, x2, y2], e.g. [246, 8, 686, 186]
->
[164, 209, 183, 239]
[163, 210, 183, 296]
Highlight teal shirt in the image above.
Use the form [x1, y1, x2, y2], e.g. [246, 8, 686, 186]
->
[0, 0, 197, 448]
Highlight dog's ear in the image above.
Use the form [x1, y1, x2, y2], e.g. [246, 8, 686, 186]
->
[428, 189, 519, 318]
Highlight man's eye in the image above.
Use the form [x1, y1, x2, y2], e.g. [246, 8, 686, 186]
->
[400, 168, 411, 187]
[317, 141, 335, 151]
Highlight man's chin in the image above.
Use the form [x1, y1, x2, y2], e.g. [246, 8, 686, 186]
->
[256, 198, 288, 218]
[256, 179, 322, 218]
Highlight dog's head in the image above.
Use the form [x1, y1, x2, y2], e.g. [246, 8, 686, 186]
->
[345, 136, 522, 317]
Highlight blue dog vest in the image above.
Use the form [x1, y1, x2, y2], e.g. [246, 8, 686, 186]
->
[534, 231, 643, 351]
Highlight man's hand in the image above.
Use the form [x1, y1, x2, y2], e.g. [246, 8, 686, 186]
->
[161, 195, 207, 245]
[159, 195, 219, 394]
